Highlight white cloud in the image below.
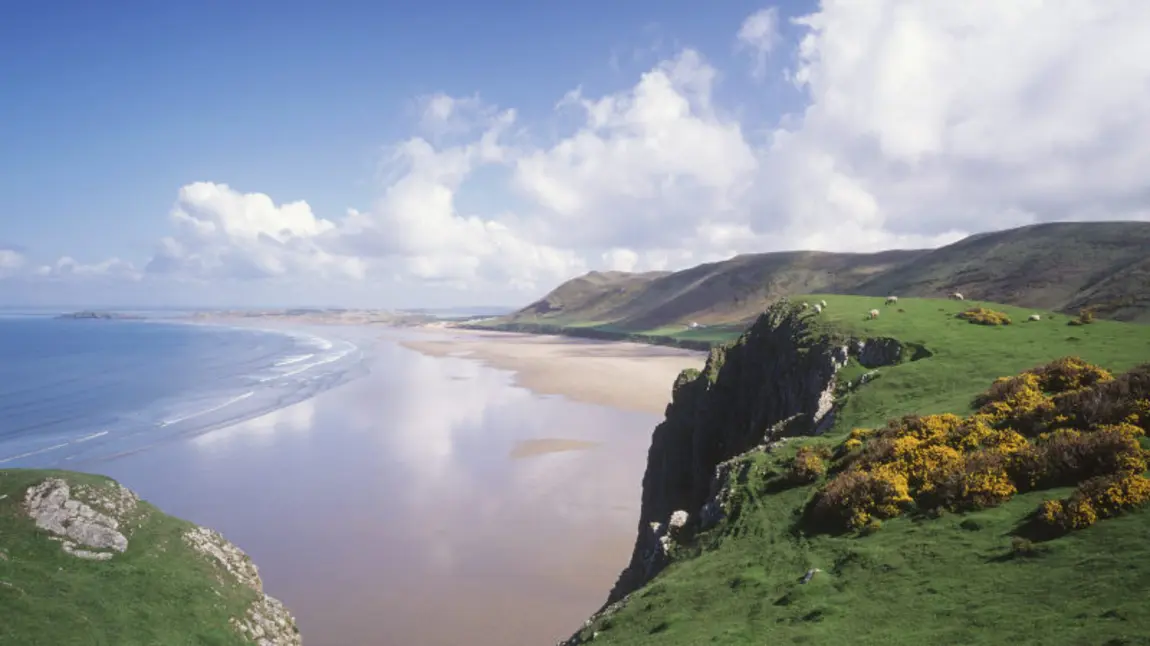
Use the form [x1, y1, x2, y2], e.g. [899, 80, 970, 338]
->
[513, 50, 759, 254]
[332, 108, 588, 292]
[0, 249, 24, 277]
[35, 256, 141, 280]
[737, 7, 781, 80]
[144, 182, 365, 282]
[416, 92, 497, 138]
[773, 0, 1150, 243]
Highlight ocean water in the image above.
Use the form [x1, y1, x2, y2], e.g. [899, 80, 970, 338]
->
[0, 316, 366, 468]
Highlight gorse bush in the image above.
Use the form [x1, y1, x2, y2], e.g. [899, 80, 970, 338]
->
[810, 358, 1150, 535]
[957, 307, 1013, 326]
[788, 446, 830, 483]
[1038, 472, 1150, 533]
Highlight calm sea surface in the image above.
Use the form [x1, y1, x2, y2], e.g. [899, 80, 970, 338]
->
[0, 318, 657, 645]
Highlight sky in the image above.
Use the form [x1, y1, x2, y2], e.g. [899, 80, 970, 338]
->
[2, 0, 1150, 309]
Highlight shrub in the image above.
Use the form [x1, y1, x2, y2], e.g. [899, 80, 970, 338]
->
[1010, 427, 1147, 491]
[812, 467, 913, 532]
[1037, 473, 1150, 532]
[1029, 356, 1113, 393]
[815, 362, 1150, 536]
[1052, 364, 1150, 431]
[957, 307, 1012, 326]
[789, 446, 831, 483]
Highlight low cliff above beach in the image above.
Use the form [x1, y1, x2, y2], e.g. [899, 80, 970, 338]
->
[0, 469, 300, 645]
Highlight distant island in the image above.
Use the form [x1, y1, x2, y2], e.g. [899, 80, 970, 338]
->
[55, 311, 145, 321]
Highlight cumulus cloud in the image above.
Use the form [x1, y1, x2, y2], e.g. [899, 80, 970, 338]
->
[144, 182, 365, 282]
[771, 0, 1150, 243]
[332, 108, 588, 291]
[514, 50, 759, 255]
[737, 7, 781, 79]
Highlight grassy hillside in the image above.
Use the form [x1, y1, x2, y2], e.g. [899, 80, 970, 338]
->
[564, 295, 1150, 645]
[0, 469, 292, 645]
[502, 222, 1150, 335]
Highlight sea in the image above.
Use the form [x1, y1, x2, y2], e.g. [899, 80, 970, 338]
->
[0, 313, 366, 469]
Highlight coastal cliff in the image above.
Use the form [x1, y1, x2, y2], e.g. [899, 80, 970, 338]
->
[557, 294, 1150, 645]
[0, 469, 300, 645]
[561, 300, 912, 643]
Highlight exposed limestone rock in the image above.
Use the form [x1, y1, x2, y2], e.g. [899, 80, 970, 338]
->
[24, 478, 129, 557]
[184, 527, 262, 590]
[183, 527, 301, 646]
[699, 456, 753, 530]
[230, 595, 301, 646]
[667, 510, 690, 539]
[555, 595, 633, 646]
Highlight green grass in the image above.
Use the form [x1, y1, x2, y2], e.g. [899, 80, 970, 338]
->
[0, 470, 256, 646]
[570, 295, 1150, 646]
[798, 294, 1150, 439]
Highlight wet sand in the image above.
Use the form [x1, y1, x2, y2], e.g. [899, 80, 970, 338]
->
[87, 326, 704, 646]
[400, 327, 706, 415]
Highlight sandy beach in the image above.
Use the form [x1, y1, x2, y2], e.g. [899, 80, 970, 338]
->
[399, 326, 707, 416]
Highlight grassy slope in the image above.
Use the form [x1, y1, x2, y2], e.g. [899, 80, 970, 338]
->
[503, 222, 1150, 335]
[0, 469, 255, 646]
[574, 295, 1150, 646]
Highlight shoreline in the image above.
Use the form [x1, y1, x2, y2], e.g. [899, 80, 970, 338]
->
[397, 326, 708, 416]
[0, 317, 370, 469]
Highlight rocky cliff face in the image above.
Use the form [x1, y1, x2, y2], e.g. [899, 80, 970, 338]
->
[598, 301, 910, 608]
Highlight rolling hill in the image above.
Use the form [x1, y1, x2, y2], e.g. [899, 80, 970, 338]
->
[501, 222, 1150, 334]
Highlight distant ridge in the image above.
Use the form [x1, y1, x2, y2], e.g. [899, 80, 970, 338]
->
[500, 221, 1150, 330]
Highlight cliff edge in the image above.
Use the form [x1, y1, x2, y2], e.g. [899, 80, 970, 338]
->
[0, 469, 301, 645]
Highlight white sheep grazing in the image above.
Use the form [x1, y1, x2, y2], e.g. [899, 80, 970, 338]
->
[819, 299, 828, 308]
[800, 301, 809, 310]
[868, 309, 880, 320]
[1028, 314, 1041, 322]
[812, 304, 823, 314]
[950, 292, 964, 301]
[886, 296, 898, 305]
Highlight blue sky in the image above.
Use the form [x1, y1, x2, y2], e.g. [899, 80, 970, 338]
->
[2, 1, 1148, 308]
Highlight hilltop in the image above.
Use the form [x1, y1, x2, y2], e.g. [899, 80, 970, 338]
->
[559, 294, 1150, 645]
[0, 470, 300, 645]
[500, 222, 1150, 338]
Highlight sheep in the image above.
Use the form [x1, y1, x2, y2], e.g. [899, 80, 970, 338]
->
[812, 304, 823, 314]
[885, 295, 898, 305]
[868, 309, 880, 320]
[800, 301, 809, 310]
[950, 292, 964, 301]
[1028, 314, 1041, 322]
[819, 299, 828, 308]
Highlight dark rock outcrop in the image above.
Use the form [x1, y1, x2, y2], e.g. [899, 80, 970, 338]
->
[602, 300, 916, 606]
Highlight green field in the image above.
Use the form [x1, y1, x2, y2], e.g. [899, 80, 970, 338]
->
[0, 470, 257, 646]
[567, 295, 1150, 646]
